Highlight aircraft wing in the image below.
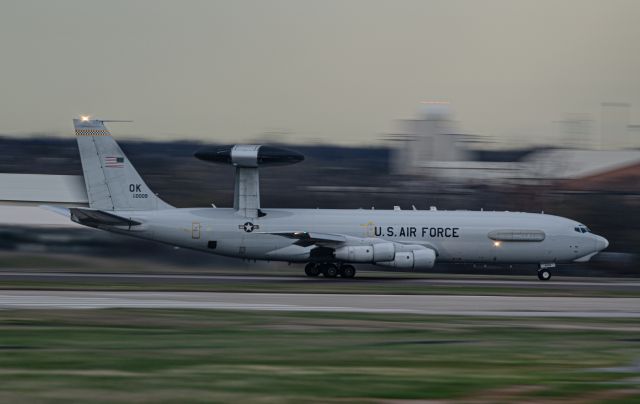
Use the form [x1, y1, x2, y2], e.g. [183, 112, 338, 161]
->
[260, 231, 438, 254]
[258, 231, 346, 247]
[69, 207, 141, 228]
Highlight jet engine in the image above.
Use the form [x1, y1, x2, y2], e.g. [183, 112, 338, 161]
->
[376, 248, 436, 270]
[333, 242, 396, 263]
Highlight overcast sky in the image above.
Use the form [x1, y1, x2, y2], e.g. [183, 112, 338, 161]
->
[1, 0, 639, 145]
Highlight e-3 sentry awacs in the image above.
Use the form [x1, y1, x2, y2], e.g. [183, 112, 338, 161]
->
[48, 118, 608, 280]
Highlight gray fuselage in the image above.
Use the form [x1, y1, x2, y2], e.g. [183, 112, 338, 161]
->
[110, 207, 608, 267]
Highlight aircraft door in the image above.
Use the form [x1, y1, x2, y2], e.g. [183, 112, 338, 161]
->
[192, 222, 201, 239]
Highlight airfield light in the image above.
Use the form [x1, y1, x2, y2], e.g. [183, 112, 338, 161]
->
[493, 241, 501, 247]
[80, 115, 90, 122]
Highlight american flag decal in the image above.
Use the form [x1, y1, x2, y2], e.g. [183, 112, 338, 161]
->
[104, 156, 125, 168]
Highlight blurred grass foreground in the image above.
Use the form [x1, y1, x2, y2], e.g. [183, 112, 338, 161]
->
[0, 309, 638, 403]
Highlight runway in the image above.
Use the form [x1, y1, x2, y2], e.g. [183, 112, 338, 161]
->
[0, 271, 639, 291]
[0, 290, 639, 317]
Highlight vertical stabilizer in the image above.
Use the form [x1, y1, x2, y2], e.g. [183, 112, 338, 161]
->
[74, 118, 172, 211]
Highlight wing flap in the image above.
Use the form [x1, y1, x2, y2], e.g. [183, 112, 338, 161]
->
[257, 231, 346, 247]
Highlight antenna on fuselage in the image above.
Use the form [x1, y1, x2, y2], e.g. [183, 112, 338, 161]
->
[194, 144, 304, 219]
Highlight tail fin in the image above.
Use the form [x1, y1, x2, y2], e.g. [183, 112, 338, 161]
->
[74, 118, 172, 211]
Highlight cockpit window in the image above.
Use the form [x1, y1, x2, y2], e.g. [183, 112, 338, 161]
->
[575, 225, 591, 233]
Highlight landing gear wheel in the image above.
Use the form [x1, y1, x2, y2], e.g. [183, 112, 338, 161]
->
[321, 264, 338, 278]
[537, 269, 551, 281]
[304, 263, 320, 277]
[340, 265, 356, 279]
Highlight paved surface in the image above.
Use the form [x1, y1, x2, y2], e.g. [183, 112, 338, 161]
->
[0, 290, 639, 317]
[0, 271, 639, 291]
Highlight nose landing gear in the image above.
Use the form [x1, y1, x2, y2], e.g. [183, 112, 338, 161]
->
[537, 269, 551, 281]
[537, 263, 555, 281]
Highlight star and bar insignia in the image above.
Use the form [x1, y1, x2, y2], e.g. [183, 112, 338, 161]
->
[239, 222, 260, 233]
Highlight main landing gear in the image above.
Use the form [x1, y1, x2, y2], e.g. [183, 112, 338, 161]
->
[304, 262, 320, 277]
[537, 263, 555, 281]
[304, 263, 356, 279]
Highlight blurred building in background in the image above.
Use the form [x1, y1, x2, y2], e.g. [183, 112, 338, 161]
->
[391, 102, 469, 176]
[390, 102, 640, 187]
[391, 103, 532, 183]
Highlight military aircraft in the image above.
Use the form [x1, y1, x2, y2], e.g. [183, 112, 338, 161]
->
[42, 117, 608, 280]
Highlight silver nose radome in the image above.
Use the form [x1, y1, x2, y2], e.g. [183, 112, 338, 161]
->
[595, 235, 609, 251]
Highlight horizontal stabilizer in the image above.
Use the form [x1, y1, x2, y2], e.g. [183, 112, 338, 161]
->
[69, 208, 140, 228]
[0, 205, 80, 228]
[0, 174, 88, 205]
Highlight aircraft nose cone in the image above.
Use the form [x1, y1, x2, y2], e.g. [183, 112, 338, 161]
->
[595, 235, 609, 251]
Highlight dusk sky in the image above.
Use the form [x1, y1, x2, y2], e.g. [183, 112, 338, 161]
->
[1, 0, 639, 145]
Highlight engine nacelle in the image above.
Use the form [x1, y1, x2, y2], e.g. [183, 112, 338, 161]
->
[334, 242, 396, 263]
[376, 248, 436, 270]
[334, 245, 373, 262]
[372, 242, 396, 262]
